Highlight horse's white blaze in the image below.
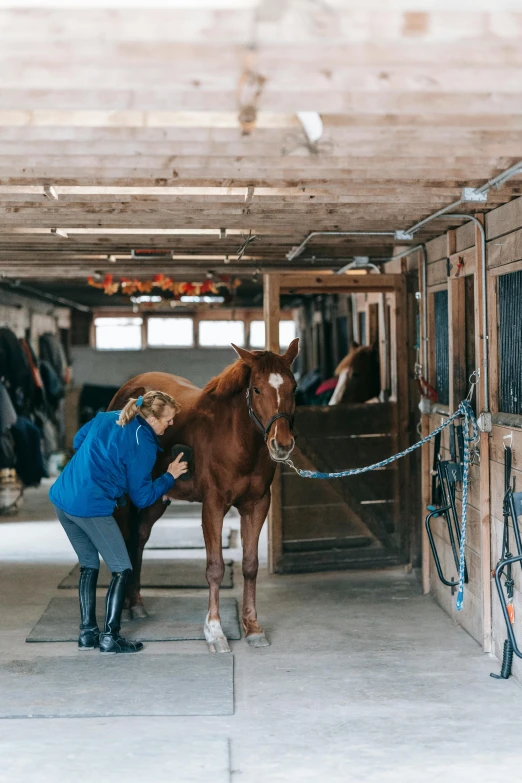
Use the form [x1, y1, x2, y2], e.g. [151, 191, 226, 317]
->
[268, 372, 284, 408]
[329, 368, 348, 406]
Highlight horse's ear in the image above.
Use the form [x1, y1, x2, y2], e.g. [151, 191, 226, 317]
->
[350, 341, 360, 351]
[231, 343, 255, 367]
[282, 338, 299, 366]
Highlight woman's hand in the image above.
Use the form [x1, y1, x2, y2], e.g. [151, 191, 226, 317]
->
[167, 452, 189, 480]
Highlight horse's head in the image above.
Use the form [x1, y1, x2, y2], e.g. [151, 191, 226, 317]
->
[232, 338, 299, 462]
[334, 341, 381, 403]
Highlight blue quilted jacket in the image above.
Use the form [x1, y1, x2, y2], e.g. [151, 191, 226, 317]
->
[49, 411, 174, 517]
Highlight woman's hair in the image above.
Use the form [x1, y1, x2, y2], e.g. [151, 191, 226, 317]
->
[117, 390, 181, 427]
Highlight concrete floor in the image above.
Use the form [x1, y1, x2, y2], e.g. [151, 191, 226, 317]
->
[1, 483, 521, 782]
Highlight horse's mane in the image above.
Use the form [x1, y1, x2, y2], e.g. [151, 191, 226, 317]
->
[203, 352, 287, 398]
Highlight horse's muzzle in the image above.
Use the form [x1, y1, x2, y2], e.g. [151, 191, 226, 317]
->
[268, 437, 295, 462]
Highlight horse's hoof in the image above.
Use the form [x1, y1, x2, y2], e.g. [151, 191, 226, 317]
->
[245, 632, 270, 648]
[208, 637, 231, 654]
[204, 613, 231, 653]
[131, 604, 148, 620]
[121, 609, 133, 624]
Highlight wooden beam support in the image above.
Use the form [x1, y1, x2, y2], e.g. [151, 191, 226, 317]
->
[474, 215, 492, 654]
[264, 273, 282, 574]
[279, 273, 404, 294]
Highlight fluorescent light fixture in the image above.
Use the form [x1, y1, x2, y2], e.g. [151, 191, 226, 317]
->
[180, 295, 225, 303]
[130, 295, 163, 304]
[297, 111, 323, 143]
[50, 228, 68, 238]
[0, 185, 324, 198]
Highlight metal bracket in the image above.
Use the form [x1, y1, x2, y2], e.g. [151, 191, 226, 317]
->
[461, 188, 488, 203]
[394, 230, 414, 241]
[477, 411, 493, 433]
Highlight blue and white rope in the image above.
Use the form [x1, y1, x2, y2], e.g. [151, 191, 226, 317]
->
[284, 399, 478, 610]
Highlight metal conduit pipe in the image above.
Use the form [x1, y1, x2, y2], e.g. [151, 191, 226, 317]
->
[287, 231, 397, 262]
[403, 160, 522, 237]
[0, 277, 91, 313]
[336, 260, 381, 274]
[286, 160, 522, 264]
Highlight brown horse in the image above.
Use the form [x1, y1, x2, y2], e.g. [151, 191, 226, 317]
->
[109, 339, 299, 652]
[329, 341, 380, 405]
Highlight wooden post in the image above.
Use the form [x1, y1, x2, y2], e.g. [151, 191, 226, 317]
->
[474, 216, 492, 653]
[419, 250, 431, 594]
[421, 414, 431, 594]
[263, 273, 280, 353]
[264, 274, 282, 572]
[394, 278, 410, 558]
[447, 230, 466, 411]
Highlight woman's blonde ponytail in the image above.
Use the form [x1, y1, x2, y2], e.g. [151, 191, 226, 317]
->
[117, 390, 181, 428]
[117, 397, 142, 427]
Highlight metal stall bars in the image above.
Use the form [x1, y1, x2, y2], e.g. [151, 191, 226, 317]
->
[491, 443, 522, 679]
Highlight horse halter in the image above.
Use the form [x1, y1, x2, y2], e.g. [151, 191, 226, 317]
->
[246, 386, 294, 442]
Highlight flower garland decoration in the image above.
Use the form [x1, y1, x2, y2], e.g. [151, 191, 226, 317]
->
[87, 273, 241, 298]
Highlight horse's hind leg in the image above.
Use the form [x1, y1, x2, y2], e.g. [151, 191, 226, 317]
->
[238, 493, 271, 648]
[127, 499, 167, 619]
[202, 496, 230, 653]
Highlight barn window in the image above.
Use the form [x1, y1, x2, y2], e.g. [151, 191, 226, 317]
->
[249, 320, 297, 349]
[94, 317, 142, 351]
[199, 320, 245, 347]
[498, 270, 522, 415]
[147, 317, 194, 347]
[358, 311, 367, 345]
[433, 290, 449, 405]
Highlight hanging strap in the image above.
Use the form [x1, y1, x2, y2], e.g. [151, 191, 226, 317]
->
[431, 431, 442, 507]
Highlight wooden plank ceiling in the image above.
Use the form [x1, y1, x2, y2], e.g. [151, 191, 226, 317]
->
[1, 0, 522, 291]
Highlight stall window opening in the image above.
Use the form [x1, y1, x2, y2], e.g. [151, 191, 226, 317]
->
[147, 317, 194, 347]
[433, 290, 449, 406]
[498, 269, 522, 415]
[199, 320, 245, 347]
[94, 317, 143, 351]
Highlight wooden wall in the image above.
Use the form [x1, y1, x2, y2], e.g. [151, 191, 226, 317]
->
[397, 194, 522, 678]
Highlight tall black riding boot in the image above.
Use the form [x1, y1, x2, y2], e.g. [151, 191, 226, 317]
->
[78, 566, 100, 650]
[99, 569, 144, 654]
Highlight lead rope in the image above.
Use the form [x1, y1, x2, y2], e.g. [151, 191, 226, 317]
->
[284, 392, 479, 611]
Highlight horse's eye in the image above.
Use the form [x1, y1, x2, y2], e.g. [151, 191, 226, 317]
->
[253, 387, 260, 395]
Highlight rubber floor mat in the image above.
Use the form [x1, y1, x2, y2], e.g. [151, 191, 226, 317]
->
[27, 595, 241, 642]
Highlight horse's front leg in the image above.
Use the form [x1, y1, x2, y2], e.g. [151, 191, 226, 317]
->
[238, 493, 271, 648]
[128, 498, 167, 619]
[202, 495, 230, 653]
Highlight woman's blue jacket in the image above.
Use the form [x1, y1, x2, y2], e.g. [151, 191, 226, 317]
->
[49, 411, 174, 517]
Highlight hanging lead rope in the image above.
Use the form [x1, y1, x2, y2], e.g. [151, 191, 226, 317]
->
[284, 398, 478, 611]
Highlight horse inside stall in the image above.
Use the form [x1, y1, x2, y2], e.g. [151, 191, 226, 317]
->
[328, 341, 380, 405]
[109, 339, 299, 652]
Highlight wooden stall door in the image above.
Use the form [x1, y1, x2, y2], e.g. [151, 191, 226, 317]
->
[265, 272, 410, 575]
[275, 402, 405, 573]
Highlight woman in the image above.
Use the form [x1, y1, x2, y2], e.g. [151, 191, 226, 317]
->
[49, 390, 188, 654]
